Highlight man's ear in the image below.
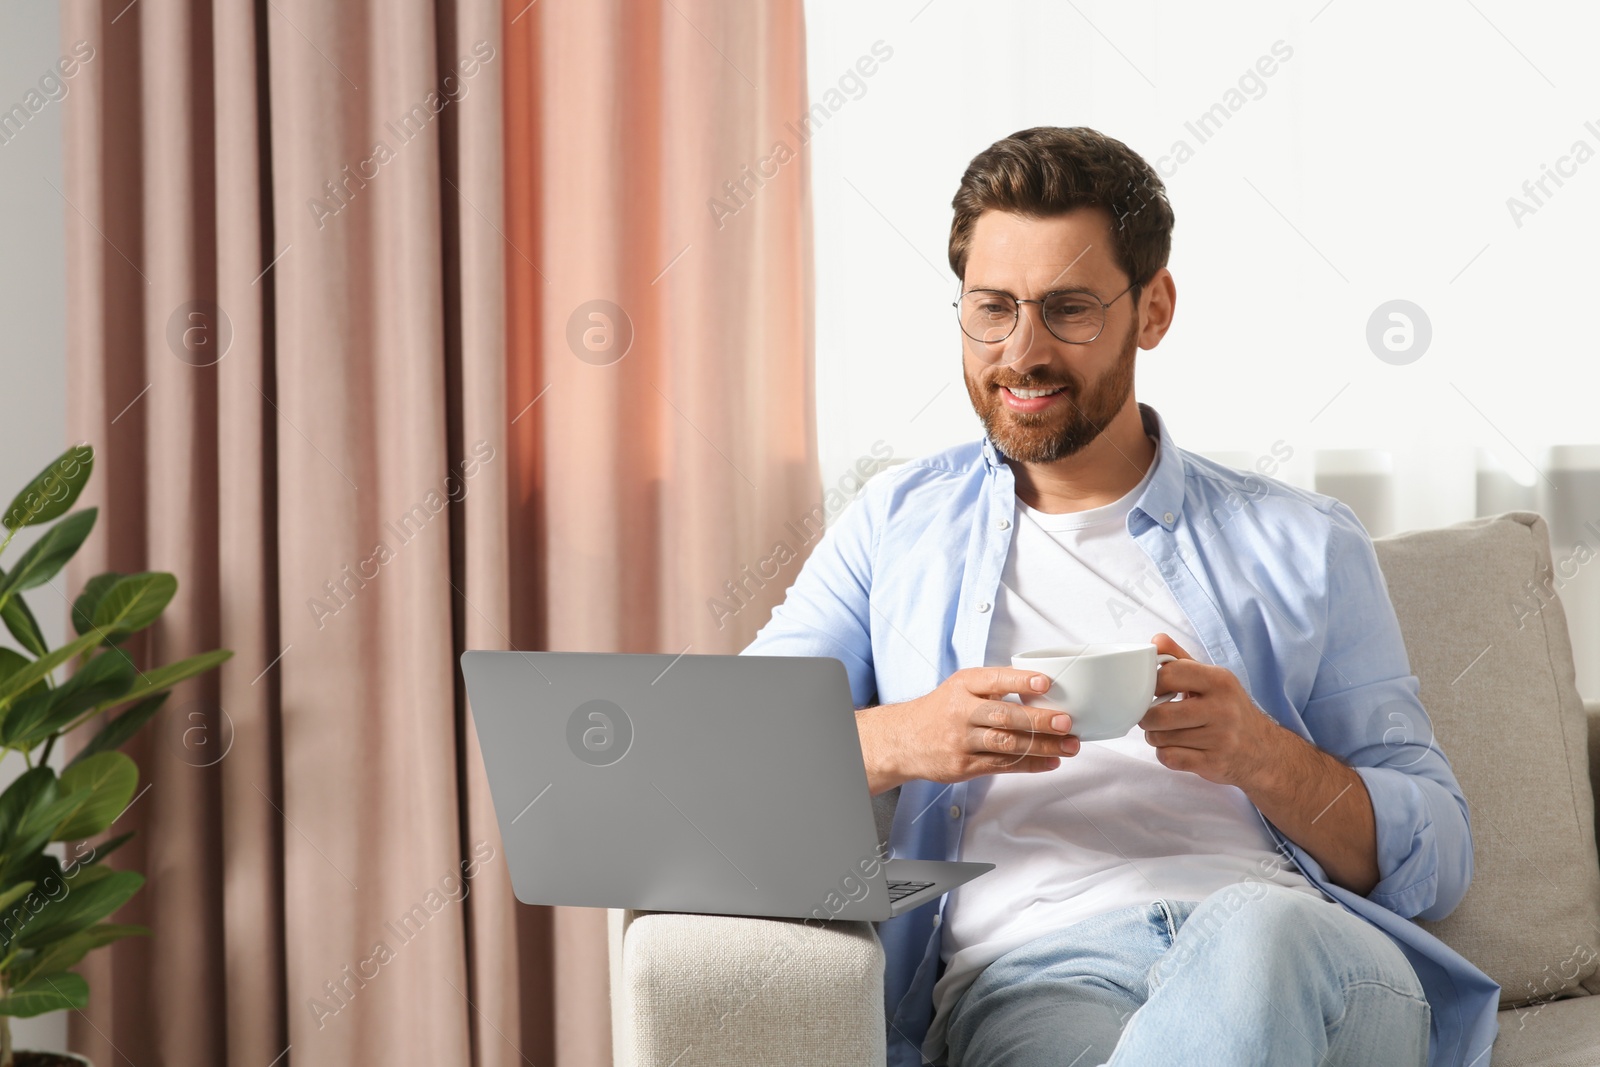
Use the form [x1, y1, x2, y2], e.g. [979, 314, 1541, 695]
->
[1136, 268, 1177, 350]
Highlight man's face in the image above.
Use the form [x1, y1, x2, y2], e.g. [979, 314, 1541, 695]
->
[960, 208, 1141, 465]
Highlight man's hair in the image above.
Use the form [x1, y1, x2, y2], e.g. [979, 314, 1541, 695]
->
[947, 126, 1175, 304]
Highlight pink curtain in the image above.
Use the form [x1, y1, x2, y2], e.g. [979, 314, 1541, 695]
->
[59, 0, 814, 1063]
[503, 2, 816, 1055]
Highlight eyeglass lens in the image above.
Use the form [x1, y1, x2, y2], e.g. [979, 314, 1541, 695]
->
[958, 290, 1105, 346]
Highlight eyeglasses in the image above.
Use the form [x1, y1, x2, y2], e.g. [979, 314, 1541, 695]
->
[953, 280, 1138, 357]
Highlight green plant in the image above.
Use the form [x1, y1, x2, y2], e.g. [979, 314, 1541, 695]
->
[0, 444, 232, 1066]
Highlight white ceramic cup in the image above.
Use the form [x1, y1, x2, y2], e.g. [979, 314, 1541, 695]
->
[1010, 642, 1179, 742]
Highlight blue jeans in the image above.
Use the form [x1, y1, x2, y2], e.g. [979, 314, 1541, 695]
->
[943, 882, 1430, 1067]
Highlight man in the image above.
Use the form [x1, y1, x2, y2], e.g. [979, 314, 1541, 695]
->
[741, 127, 1499, 1066]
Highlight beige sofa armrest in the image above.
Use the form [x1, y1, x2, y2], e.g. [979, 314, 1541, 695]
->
[609, 907, 885, 1067]
[1587, 699, 1600, 855]
[610, 909, 633, 1067]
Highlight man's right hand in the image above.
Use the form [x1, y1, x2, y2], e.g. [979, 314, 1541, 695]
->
[857, 667, 1081, 796]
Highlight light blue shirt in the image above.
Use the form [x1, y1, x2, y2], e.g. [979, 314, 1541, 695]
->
[741, 402, 1499, 1067]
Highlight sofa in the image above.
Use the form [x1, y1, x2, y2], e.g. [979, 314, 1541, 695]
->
[608, 510, 1600, 1066]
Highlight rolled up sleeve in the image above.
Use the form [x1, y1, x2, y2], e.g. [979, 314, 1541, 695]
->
[1300, 502, 1474, 921]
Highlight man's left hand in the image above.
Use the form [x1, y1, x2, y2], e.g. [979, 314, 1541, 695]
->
[1138, 632, 1291, 789]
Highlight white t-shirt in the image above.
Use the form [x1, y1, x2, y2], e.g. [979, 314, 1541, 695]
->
[922, 434, 1329, 1062]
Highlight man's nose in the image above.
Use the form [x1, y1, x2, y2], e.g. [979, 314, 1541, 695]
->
[1000, 303, 1056, 370]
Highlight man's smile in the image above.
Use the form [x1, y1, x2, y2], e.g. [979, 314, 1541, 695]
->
[997, 383, 1071, 413]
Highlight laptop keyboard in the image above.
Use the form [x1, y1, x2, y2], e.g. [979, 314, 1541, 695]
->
[887, 879, 937, 902]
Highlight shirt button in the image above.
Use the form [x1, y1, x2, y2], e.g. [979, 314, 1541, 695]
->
[976, 602, 991, 613]
[1163, 511, 1175, 524]
[932, 914, 942, 927]
[949, 805, 961, 819]
[996, 518, 1011, 530]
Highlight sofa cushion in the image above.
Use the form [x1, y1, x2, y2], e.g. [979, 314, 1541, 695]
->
[1490, 996, 1600, 1066]
[1373, 510, 1600, 1009]
[1589, 705, 1600, 857]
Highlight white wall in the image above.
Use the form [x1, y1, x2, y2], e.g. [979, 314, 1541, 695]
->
[803, 0, 1600, 694]
[0, 0, 71, 1054]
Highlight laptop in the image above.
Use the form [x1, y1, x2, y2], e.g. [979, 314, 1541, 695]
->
[460, 650, 993, 921]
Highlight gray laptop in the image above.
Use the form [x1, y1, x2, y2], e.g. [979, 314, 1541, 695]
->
[460, 650, 993, 921]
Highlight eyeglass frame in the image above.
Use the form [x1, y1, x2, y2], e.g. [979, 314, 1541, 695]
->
[952, 278, 1141, 347]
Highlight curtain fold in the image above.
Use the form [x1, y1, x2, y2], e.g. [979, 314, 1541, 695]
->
[503, 2, 815, 1058]
[60, 0, 813, 1062]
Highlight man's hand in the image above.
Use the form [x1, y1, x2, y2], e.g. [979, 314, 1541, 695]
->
[857, 667, 1082, 796]
[1141, 632, 1381, 895]
[1138, 632, 1287, 787]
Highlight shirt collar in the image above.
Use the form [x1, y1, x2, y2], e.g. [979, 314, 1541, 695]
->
[980, 401, 1186, 532]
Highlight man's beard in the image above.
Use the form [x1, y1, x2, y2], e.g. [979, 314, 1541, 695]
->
[963, 317, 1139, 465]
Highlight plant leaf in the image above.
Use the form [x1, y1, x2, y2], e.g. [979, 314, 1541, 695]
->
[52, 752, 138, 842]
[14, 867, 143, 948]
[0, 882, 34, 914]
[0, 970, 89, 1017]
[0, 768, 77, 880]
[70, 572, 123, 637]
[0, 688, 52, 748]
[0, 649, 30, 691]
[0, 767, 54, 848]
[2, 444, 94, 531]
[0, 630, 104, 709]
[0, 853, 62, 910]
[76, 830, 135, 867]
[70, 693, 168, 767]
[0, 651, 49, 739]
[0, 509, 98, 596]
[0, 570, 47, 657]
[93, 648, 232, 712]
[91, 572, 178, 637]
[1, 650, 137, 750]
[17, 923, 146, 985]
